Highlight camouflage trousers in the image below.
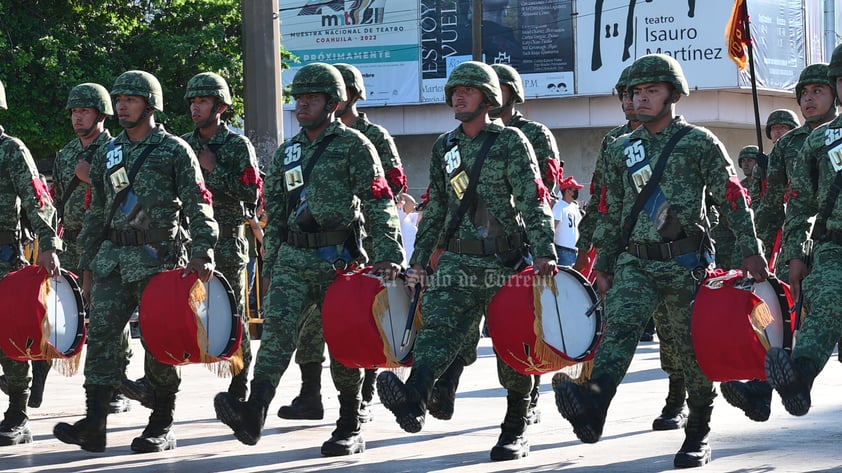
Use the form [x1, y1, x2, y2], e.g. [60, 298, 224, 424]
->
[413, 252, 533, 396]
[216, 236, 252, 386]
[85, 271, 177, 391]
[252, 245, 362, 399]
[653, 302, 683, 377]
[293, 304, 326, 365]
[593, 252, 715, 405]
[792, 242, 842, 372]
[0, 265, 31, 392]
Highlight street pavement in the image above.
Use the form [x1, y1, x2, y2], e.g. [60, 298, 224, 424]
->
[2, 336, 842, 473]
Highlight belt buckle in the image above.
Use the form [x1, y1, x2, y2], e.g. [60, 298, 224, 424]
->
[455, 239, 461, 254]
[665, 241, 673, 259]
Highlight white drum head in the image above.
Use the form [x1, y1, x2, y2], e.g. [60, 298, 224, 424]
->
[196, 276, 235, 357]
[45, 276, 82, 355]
[381, 279, 416, 362]
[752, 280, 785, 348]
[540, 269, 599, 360]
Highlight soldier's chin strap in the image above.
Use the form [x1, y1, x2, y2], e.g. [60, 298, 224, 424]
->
[336, 93, 359, 118]
[636, 94, 677, 123]
[805, 106, 837, 125]
[455, 102, 489, 123]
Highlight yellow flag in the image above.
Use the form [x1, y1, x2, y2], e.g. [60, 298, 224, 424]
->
[726, 0, 750, 70]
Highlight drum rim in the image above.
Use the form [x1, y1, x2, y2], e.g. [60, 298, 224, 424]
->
[550, 267, 604, 362]
[48, 270, 87, 358]
[207, 270, 243, 359]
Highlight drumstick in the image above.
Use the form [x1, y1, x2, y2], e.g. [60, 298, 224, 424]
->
[585, 295, 602, 318]
[400, 284, 421, 349]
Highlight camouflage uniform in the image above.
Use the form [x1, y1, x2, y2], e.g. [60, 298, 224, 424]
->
[376, 61, 556, 462]
[181, 72, 262, 400]
[766, 44, 842, 418]
[556, 55, 763, 469]
[713, 145, 760, 271]
[54, 70, 218, 454]
[213, 63, 403, 455]
[0, 78, 63, 445]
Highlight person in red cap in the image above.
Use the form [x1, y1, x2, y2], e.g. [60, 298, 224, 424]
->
[552, 176, 584, 266]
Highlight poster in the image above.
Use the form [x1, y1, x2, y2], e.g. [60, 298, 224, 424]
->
[281, 0, 421, 106]
[420, 0, 574, 103]
[576, 0, 803, 96]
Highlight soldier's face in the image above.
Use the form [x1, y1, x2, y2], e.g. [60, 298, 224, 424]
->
[769, 124, 792, 143]
[294, 93, 332, 129]
[70, 107, 101, 137]
[451, 85, 486, 122]
[621, 90, 635, 120]
[114, 94, 148, 129]
[740, 157, 756, 176]
[189, 96, 221, 128]
[632, 82, 674, 123]
[799, 84, 834, 120]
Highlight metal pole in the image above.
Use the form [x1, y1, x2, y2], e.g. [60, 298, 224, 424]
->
[472, 0, 483, 61]
[826, 0, 837, 60]
[243, 0, 282, 170]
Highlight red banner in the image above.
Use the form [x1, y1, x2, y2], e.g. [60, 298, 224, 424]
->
[726, 0, 750, 70]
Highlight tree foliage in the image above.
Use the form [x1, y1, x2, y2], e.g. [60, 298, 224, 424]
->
[0, 0, 262, 165]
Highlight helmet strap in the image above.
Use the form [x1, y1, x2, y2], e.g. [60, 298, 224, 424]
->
[455, 102, 489, 122]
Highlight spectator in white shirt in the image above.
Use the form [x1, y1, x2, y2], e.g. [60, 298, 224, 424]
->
[552, 176, 584, 267]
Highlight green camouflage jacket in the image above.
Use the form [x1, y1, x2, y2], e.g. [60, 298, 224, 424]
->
[79, 124, 218, 282]
[782, 115, 842, 262]
[594, 116, 761, 273]
[349, 112, 406, 196]
[263, 120, 403, 272]
[504, 111, 562, 191]
[53, 130, 112, 232]
[410, 121, 556, 267]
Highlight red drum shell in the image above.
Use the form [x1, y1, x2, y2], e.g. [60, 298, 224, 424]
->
[323, 267, 421, 369]
[140, 270, 242, 366]
[0, 266, 86, 361]
[489, 267, 603, 375]
[692, 270, 793, 382]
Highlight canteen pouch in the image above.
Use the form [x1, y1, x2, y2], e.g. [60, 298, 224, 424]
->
[294, 189, 319, 232]
[122, 190, 151, 231]
[344, 216, 368, 263]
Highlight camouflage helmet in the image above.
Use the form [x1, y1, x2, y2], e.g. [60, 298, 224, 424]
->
[491, 64, 525, 103]
[111, 70, 164, 112]
[445, 61, 502, 108]
[615, 64, 633, 99]
[0, 79, 5, 110]
[626, 54, 690, 96]
[184, 72, 232, 105]
[764, 109, 800, 139]
[290, 62, 347, 104]
[737, 145, 759, 165]
[829, 43, 842, 82]
[66, 83, 113, 115]
[795, 63, 832, 104]
[333, 63, 366, 101]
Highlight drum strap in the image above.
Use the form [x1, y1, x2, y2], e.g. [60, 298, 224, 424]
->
[621, 125, 694, 249]
[285, 134, 337, 214]
[57, 144, 99, 222]
[810, 134, 842, 241]
[103, 139, 163, 237]
[443, 132, 500, 244]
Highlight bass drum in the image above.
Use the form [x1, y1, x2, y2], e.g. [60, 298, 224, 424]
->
[489, 267, 604, 375]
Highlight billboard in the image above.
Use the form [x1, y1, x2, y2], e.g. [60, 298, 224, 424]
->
[281, 1, 421, 105]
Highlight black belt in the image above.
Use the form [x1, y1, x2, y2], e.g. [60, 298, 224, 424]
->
[446, 233, 524, 256]
[822, 229, 842, 245]
[219, 224, 245, 240]
[627, 235, 701, 261]
[0, 230, 16, 245]
[287, 229, 350, 249]
[107, 228, 176, 246]
[62, 228, 81, 242]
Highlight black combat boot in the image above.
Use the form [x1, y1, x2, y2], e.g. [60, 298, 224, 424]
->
[554, 374, 616, 444]
[673, 399, 713, 468]
[652, 375, 688, 430]
[321, 391, 365, 456]
[428, 359, 464, 420]
[108, 392, 131, 414]
[490, 391, 530, 461]
[765, 348, 817, 417]
[377, 365, 435, 433]
[121, 376, 153, 409]
[131, 390, 177, 452]
[215, 380, 272, 446]
[526, 374, 542, 425]
[277, 362, 324, 420]
[27, 360, 51, 408]
[359, 368, 377, 423]
[720, 379, 772, 422]
[53, 385, 114, 452]
[0, 388, 32, 446]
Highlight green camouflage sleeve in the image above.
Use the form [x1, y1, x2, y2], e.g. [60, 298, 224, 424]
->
[753, 141, 788, 257]
[78, 146, 107, 269]
[525, 122, 562, 190]
[781, 129, 823, 263]
[577, 133, 613, 253]
[504, 128, 556, 260]
[3, 137, 61, 251]
[365, 124, 406, 196]
[409, 133, 449, 267]
[172, 139, 218, 262]
[261, 146, 288, 274]
[351, 135, 404, 265]
[203, 136, 261, 208]
[592, 140, 625, 274]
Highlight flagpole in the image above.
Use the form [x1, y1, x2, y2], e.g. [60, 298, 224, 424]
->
[741, 0, 764, 155]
